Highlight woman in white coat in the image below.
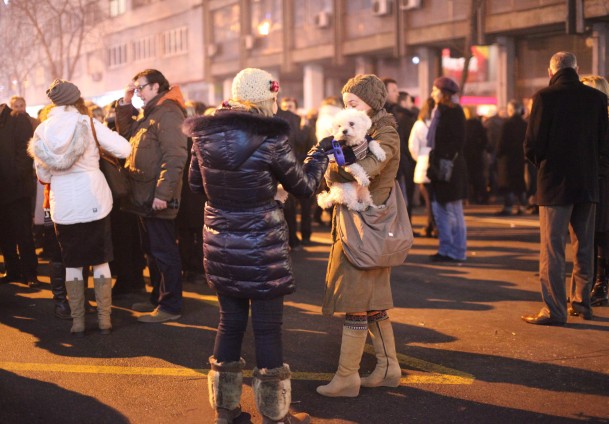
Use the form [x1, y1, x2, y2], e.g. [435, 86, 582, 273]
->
[29, 79, 131, 336]
[408, 97, 436, 237]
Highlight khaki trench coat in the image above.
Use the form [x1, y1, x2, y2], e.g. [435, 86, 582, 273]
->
[322, 110, 400, 315]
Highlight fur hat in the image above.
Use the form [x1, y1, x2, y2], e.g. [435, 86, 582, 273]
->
[433, 77, 460, 94]
[341, 74, 387, 112]
[46, 79, 81, 106]
[231, 68, 279, 104]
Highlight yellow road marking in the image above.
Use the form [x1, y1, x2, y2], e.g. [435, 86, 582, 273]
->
[0, 349, 474, 385]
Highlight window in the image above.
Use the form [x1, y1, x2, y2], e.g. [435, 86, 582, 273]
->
[251, 0, 283, 35]
[133, 36, 156, 61]
[213, 5, 240, 42]
[109, 0, 126, 17]
[108, 43, 128, 68]
[161, 27, 189, 57]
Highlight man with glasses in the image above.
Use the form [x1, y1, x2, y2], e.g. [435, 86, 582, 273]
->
[115, 69, 188, 323]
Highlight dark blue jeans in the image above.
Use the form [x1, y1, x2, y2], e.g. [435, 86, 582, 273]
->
[138, 217, 182, 314]
[213, 295, 284, 369]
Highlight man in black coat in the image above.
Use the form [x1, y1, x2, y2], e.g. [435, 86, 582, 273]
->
[383, 79, 416, 222]
[495, 100, 528, 215]
[522, 51, 609, 325]
[0, 103, 39, 287]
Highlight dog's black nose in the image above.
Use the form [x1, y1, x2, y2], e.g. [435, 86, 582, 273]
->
[342, 129, 348, 134]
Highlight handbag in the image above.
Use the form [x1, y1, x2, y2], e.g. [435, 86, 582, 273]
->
[336, 181, 413, 269]
[427, 149, 457, 183]
[90, 118, 130, 200]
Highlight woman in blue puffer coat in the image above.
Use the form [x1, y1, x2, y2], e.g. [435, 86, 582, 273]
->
[185, 68, 330, 424]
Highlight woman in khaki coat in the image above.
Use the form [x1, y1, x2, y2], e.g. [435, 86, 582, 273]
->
[317, 74, 402, 398]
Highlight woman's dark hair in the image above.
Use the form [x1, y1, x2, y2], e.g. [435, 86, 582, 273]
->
[133, 69, 170, 93]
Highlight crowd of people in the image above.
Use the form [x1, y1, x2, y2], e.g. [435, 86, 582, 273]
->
[1, 50, 608, 423]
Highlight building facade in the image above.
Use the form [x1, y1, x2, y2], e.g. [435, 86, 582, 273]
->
[7, 0, 609, 114]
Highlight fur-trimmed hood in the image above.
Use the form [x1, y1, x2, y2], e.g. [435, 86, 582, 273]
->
[183, 109, 290, 139]
[183, 110, 290, 170]
[27, 106, 89, 171]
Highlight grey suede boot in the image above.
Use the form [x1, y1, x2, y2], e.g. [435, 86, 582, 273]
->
[93, 276, 113, 334]
[360, 318, 402, 387]
[253, 364, 310, 424]
[65, 279, 85, 336]
[208, 356, 245, 424]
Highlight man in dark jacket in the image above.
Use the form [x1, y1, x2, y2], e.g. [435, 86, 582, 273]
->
[116, 69, 188, 323]
[383, 79, 416, 221]
[495, 99, 527, 215]
[276, 97, 313, 248]
[0, 103, 39, 288]
[522, 52, 609, 325]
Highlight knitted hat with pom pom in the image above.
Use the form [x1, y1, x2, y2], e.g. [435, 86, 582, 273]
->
[231, 68, 279, 104]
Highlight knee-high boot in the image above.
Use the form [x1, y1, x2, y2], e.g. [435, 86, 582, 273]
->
[591, 257, 609, 306]
[316, 324, 367, 398]
[93, 276, 113, 334]
[360, 318, 402, 388]
[253, 364, 310, 424]
[49, 261, 71, 320]
[208, 356, 245, 424]
[65, 279, 85, 336]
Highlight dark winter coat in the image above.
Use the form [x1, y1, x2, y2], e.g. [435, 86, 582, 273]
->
[387, 103, 416, 180]
[525, 67, 609, 206]
[497, 114, 527, 192]
[430, 103, 468, 203]
[116, 87, 188, 219]
[0, 104, 35, 205]
[185, 110, 328, 299]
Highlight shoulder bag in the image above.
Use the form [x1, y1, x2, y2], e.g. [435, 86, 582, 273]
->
[336, 181, 413, 269]
[90, 117, 130, 200]
[427, 149, 458, 183]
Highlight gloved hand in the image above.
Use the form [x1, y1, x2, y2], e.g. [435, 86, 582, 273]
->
[341, 145, 358, 166]
[317, 136, 335, 153]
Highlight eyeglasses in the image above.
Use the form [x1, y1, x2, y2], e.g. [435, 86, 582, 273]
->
[134, 83, 151, 92]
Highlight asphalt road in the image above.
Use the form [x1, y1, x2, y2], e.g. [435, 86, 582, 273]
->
[1, 205, 608, 424]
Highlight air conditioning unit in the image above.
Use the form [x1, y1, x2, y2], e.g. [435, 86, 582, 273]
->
[372, 0, 392, 16]
[207, 43, 220, 57]
[244, 34, 255, 50]
[400, 0, 422, 10]
[314, 11, 331, 29]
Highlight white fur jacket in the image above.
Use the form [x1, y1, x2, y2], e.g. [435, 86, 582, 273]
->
[28, 106, 131, 225]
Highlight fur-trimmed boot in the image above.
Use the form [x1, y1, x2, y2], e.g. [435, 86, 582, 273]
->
[208, 356, 245, 424]
[360, 316, 402, 388]
[93, 276, 113, 335]
[253, 364, 310, 424]
[49, 261, 71, 320]
[316, 316, 368, 397]
[65, 279, 85, 336]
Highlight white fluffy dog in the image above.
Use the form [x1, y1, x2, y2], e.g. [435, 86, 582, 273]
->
[317, 109, 386, 211]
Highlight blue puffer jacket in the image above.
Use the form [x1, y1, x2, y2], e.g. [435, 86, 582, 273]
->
[185, 110, 328, 299]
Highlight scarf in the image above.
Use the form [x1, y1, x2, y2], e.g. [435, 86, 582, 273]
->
[426, 106, 441, 148]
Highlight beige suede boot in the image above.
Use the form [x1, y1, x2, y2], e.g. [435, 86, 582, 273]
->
[93, 276, 113, 334]
[316, 325, 367, 397]
[208, 356, 245, 424]
[253, 364, 310, 424]
[360, 318, 402, 387]
[65, 279, 85, 336]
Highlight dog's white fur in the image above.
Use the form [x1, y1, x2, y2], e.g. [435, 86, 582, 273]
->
[317, 109, 386, 211]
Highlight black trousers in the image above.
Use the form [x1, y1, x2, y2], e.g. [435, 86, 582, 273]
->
[0, 197, 38, 279]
